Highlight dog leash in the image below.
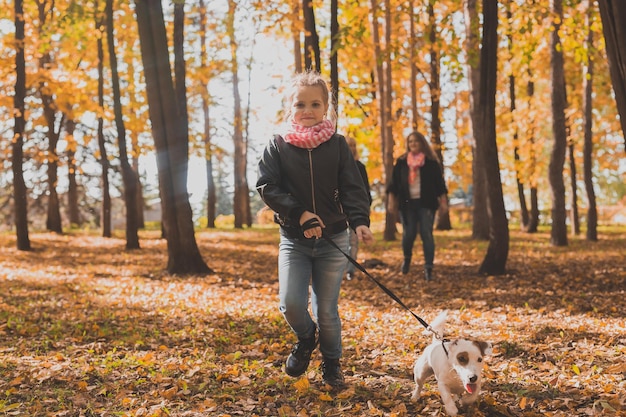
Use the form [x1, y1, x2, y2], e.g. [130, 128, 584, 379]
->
[305, 224, 448, 351]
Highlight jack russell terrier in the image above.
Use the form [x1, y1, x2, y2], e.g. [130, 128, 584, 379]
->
[411, 311, 492, 416]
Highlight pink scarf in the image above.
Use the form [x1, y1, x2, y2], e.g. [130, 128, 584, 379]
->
[283, 119, 335, 149]
[407, 152, 425, 184]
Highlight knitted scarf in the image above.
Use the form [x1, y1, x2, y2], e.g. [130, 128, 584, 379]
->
[283, 119, 335, 149]
[407, 152, 425, 184]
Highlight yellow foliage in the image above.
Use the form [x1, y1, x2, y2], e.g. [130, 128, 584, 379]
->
[293, 376, 310, 393]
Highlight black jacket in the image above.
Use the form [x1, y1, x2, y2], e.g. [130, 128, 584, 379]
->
[256, 133, 371, 239]
[386, 154, 448, 211]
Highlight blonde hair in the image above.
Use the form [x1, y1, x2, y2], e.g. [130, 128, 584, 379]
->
[283, 71, 337, 125]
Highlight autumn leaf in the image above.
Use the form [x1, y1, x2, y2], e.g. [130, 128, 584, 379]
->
[318, 392, 333, 402]
[520, 396, 528, 410]
[293, 377, 310, 393]
[278, 405, 295, 417]
[0, 228, 624, 416]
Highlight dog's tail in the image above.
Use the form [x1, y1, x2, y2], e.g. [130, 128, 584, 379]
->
[425, 310, 448, 340]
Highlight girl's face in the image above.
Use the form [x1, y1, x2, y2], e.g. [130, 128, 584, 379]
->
[407, 135, 423, 153]
[291, 85, 328, 127]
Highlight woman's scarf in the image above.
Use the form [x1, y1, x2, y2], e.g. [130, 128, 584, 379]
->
[283, 119, 335, 149]
[407, 152, 425, 184]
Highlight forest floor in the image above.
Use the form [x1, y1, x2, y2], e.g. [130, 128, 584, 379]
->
[0, 223, 624, 417]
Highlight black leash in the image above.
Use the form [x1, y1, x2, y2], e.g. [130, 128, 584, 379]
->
[300, 219, 449, 354]
[324, 232, 450, 355]
[318, 230, 448, 354]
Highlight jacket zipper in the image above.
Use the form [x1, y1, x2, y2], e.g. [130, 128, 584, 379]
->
[308, 149, 316, 213]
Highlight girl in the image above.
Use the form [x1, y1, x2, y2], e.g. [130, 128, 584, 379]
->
[256, 71, 373, 388]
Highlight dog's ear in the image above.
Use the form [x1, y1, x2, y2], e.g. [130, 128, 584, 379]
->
[475, 341, 492, 356]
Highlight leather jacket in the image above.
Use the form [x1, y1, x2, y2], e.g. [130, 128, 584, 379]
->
[256, 133, 371, 239]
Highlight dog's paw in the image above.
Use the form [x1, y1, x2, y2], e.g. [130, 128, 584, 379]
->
[410, 390, 420, 402]
[443, 402, 458, 416]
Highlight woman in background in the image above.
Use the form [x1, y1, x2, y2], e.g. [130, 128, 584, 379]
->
[386, 131, 447, 281]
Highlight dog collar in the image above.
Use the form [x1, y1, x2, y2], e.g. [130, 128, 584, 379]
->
[441, 339, 450, 357]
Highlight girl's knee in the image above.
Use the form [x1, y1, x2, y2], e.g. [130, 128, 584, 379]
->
[280, 301, 305, 319]
[316, 305, 339, 324]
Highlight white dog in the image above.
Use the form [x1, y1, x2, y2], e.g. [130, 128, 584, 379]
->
[411, 311, 492, 416]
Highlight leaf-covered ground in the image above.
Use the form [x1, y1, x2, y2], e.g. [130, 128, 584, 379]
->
[0, 225, 624, 417]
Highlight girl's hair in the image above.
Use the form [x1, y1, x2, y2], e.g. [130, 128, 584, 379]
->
[407, 131, 439, 162]
[283, 71, 338, 125]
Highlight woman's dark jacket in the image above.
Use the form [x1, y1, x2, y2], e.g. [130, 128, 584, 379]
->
[386, 154, 448, 212]
[256, 133, 371, 239]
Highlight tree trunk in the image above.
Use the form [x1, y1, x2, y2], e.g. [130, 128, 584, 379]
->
[598, 0, 626, 150]
[529, 187, 539, 232]
[371, 0, 395, 240]
[97, 19, 112, 238]
[107, 0, 140, 249]
[464, 0, 489, 240]
[302, 0, 321, 72]
[126, 66, 145, 229]
[66, 119, 81, 226]
[514, 148, 530, 228]
[36, 1, 63, 234]
[383, 0, 396, 241]
[13, 0, 30, 251]
[244, 28, 256, 228]
[568, 142, 580, 235]
[132, 153, 145, 229]
[41, 64, 63, 234]
[477, 0, 509, 276]
[227, 0, 249, 229]
[525, 77, 539, 233]
[44, 131, 63, 234]
[292, 0, 302, 73]
[428, 1, 451, 231]
[330, 0, 339, 116]
[127, 84, 145, 229]
[506, 6, 529, 230]
[205, 154, 216, 228]
[135, 0, 212, 275]
[173, 1, 189, 162]
[583, 2, 598, 241]
[409, 0, 419, 131]
[199, 0, 216, 228]
[549, 0, 569, 246]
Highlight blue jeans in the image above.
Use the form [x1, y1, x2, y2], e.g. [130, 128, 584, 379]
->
[400, 199, 435, 268]
[278, 229, 349, 360]
[346, 229, 359, 274]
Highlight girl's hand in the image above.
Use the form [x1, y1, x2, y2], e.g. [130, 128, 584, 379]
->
[356, 225, 374, 245]
[300, 211, 325, 239]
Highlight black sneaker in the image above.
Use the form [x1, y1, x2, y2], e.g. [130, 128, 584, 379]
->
[285, 332, 318, 377]
[401, 259, 410, 275]
[321, 358, 345, 388]
[424, 267, 433, 281]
